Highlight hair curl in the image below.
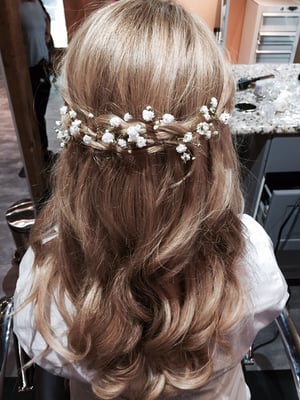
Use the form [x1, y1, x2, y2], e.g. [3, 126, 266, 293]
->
[28, 1, 245, 399]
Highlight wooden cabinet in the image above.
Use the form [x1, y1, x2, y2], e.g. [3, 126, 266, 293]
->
[256, 136, 300, 251]
[239, 135, 300, 252]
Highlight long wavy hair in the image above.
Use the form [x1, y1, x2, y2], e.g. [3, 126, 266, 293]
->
[28, 0, 245, 398]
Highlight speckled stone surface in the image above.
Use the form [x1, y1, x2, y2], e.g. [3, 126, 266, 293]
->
[231, 63, 300, 135]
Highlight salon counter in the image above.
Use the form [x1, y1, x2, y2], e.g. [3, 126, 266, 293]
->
[230, 63, 300, 135]
[230, 64, 300, 234]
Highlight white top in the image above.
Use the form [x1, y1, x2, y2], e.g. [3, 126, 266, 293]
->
[13, 214, 289, 400]
[19, 1, 49, 67]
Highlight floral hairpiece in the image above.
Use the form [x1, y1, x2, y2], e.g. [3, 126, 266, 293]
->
[55, 98, 230, 162]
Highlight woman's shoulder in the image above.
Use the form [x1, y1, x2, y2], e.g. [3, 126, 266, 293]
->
[240, 213, 279, 271]
[14, 247, 36, 302]
[241, 213, 271, 240]
[239, 214, 289, 326]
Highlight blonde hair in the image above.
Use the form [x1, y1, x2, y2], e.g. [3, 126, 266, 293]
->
[29, 0, 245, 398]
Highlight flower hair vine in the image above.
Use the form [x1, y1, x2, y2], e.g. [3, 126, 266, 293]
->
[55, 98, 230, 162]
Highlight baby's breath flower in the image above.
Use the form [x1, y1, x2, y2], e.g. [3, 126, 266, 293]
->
[200, 105, 209, 115]
[142, 107, 155, 122]
[210, 97, 218, 109]
[176, 144, 187, 154]
[200, 104, 212, 121]
[219, 113, 230, 124]
[110, 116, 123, 128]
[162, 113, 175, 124]
[153, 121, 160, 130]
[60, 105, 68, 115]
[69, 110, 77, 119]
[181, 152, 191, 162]
[72, 119, 81, 127]
[127, 125, 142, 142]
[69, 119, 81, 135]
[102, 130, 115, 143]
[83, 134, 92, 144]
[56, 98, 230, 163]
[117, 138, 127, 148]
[196, 122, 210, 134]
[70, 126, 79, 135]
[136, 136, 147, 148]
[183, 132, 193, 143]
[124, 113, 133, 122]
[56, 131, 64, 140]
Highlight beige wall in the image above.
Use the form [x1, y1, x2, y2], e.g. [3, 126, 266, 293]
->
[63, 0, 221, 38]
[177, 0, 248, 63]
[177, 0, 220, 31]
[226, 0, 247, 63]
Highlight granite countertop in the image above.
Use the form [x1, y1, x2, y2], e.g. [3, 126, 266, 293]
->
[230, 63, 300, 135]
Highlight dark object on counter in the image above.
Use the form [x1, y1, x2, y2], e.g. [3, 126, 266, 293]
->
[18, 167, 26, 178]
[237, 74, 275, 90]
[235, 103, 257, 112]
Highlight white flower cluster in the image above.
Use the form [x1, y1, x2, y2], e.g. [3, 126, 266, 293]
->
[175, 97, 230, 161]
[196, 97, 230, 140]
[55, 105, 82, 147]
[55, 98, 230, 162]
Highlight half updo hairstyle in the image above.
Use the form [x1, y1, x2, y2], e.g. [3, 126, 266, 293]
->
[28, 0, 245, 398]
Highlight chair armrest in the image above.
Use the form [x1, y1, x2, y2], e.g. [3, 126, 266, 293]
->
[276, 308, 300, 400]
[0, 296, 14, 400]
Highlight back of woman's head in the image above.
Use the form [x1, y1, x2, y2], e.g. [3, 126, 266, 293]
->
[31, 1, 245, 399]
[55, 0, 243, 247]
[61, 0, 234, 119]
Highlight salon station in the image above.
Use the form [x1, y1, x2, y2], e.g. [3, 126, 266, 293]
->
[0, 0, 300, 399]
[183, 0, 300, 282]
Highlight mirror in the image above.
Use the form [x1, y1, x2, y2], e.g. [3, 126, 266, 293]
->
[0, 0, 298, 209]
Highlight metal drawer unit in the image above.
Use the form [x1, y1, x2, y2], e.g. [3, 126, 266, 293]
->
[238, 0, 300, 64]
